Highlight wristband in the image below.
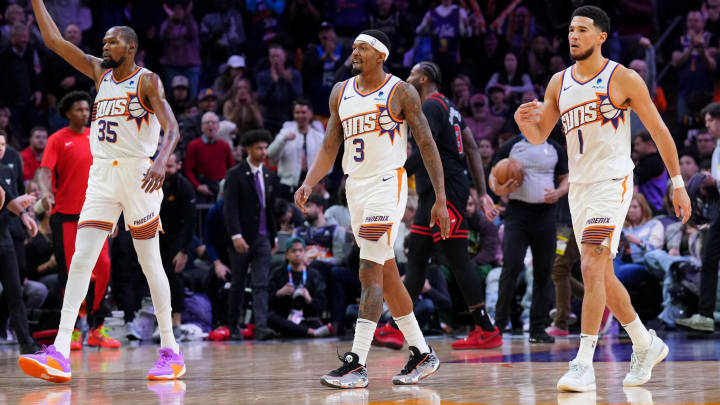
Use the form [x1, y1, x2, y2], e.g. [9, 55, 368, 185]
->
[671, 175, 684, 189]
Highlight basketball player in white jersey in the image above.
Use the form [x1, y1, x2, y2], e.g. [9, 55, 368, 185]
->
[515, 6, 691, 392]
[295, 30, 449, 388]
[19, 0, 185, 382]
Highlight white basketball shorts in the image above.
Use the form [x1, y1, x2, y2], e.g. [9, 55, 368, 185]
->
[569, 175, 632, 258]
[77, 157, 163, 239]
[346, 168, 407, 265]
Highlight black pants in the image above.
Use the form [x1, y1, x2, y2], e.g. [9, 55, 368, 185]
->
[405, 189, 484, 307]
[495, 200, 556, 333]
[160, 234, 185, 314]
[0, 242, 32, 344]
[110, 225, 146, 323]
[229, 236, 272, 328]
[404, 234, 484, 308]
[699, 215, 720, 318]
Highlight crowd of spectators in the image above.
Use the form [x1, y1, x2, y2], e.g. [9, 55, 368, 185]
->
[1, 0, 720, 345]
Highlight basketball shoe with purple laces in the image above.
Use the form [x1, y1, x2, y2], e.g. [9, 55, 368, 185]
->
[147, 348, 186, 380]
[18, 345, 72, 383]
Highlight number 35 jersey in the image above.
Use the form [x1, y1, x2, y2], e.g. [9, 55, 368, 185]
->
[557, 59, 634, 184]
[90, 67, 162, 159]
[338, 74, 408, 179]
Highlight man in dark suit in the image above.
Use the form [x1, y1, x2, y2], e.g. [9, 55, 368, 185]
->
[224, 129, 278, 340]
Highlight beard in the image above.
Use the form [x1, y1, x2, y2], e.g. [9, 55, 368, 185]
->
[101, 55, 125, 69]
[351, 67, 361, 76]
[570, 46, 594, 61]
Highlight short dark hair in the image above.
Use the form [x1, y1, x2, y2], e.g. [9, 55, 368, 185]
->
[241, 129, 272, 147]
[701, 102, 720, 119]
[30, 126, 48, 136]
[416, 61, 442, 85]
[292, 98, 313, 111]
[306, 193, 326, 209]
[571, 6, 611, 33]
[679, 149, 699, 164]
[58, 91, 92, 118]
[359, 29, 392, 54]
[113, 26, 138, 47]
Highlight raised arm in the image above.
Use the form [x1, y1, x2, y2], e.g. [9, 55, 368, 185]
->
[30, 0, 102, 81]
[294, 81, 345, 212]
[395, 82, 450, 238]
[617, 66, 691, 223]
[514, 71, 562, 145]
[140, 72, 180, 193]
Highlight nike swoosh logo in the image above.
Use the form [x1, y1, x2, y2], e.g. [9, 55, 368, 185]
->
[382, 176, 392, 182]
[64, 142, 72, 146]
[563, 85, 573, 91]
[344, 96, 354, 100]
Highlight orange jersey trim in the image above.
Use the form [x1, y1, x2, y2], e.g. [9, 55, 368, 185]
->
[607, 63, 628, 111]
[354, 74, 391, 96]
[136, 73, 155, 114]
[571, 59, 609, 85]
[337, 80, 348, 110]
[111, 67, 142, 84]
[386, 81, 404, 123]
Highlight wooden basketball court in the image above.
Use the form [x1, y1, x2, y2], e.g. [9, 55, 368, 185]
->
[1, 331, 719, 404]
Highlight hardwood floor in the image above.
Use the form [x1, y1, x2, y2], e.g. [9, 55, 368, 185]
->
[1, 331, 718, 404]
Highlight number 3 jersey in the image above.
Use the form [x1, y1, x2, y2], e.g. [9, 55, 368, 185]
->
[338, 74, 408, 179]
[557, 59, 634, 184]
[90, 67, 161, 159]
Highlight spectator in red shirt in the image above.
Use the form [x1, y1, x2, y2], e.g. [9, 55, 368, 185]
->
[35, 91, 118, 349]
[184, 111, 234, 202]
[21, 126, 48, 183]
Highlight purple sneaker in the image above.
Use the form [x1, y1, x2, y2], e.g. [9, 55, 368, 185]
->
[18, 345, 72, 383]
[147, 348, 186, 380]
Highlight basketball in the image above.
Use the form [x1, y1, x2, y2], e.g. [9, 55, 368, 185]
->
[492, 158, 524, 185]
[378, 109, 397, 131]
[599, 97, 620, 120]
[128, 100, 147, 119]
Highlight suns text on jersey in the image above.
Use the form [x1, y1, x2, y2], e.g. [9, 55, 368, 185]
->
[342, 112, 377, 139]
[93, 97, 128, 120]
[560, 99, 601, 134]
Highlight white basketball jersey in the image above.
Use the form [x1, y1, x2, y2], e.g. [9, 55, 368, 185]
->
[91, 67, 161, 159]
[338, 74, 408, 178]
[557, 59, 634, 184]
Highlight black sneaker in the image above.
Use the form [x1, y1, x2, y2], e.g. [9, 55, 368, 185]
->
[392, 346, 440, 385]
[320, 352, 369, 389]
[529, 330, 555, 343]
[254, 326, 279, 341]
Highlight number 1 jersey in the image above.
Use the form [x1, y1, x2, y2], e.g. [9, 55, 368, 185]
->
[90, 67, 161, 159]
[338, 74, 408, 179]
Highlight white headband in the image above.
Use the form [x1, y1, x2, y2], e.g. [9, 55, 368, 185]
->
[355, 34, 389, 61]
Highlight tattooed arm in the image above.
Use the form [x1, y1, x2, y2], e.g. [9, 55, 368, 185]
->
[393, 82, 450, 238]
[295, 81, 345, 212]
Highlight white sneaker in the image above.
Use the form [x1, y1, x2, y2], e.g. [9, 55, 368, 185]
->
[623, 329, 669, 387]
[557, 359, 596, 392]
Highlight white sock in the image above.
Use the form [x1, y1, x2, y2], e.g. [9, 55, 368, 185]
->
[393, 312, 430, 354]
[622, 315, 651, 350]
[133, 236, 180, 354]
[351, 318, 376, 365]
[54, 228, 109, 358]
[575, 334, 598, 365]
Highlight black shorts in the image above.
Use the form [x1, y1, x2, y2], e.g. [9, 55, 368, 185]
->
[411, 184, 469, 242]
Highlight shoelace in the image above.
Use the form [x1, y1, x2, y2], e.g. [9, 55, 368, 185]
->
[154, 350, 175, 368]
[568, 361, 586, 376]
[332, 350, 359, 375]
[34, 344, 53, 356]
[629, 350, 648, 374]
[96, 326, 113, 339]
[400, 351, 423, 375]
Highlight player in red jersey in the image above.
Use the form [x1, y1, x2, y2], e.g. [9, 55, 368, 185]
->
[36, 91, 120, 350]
